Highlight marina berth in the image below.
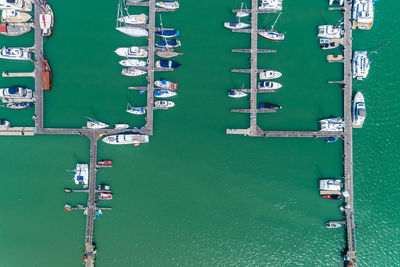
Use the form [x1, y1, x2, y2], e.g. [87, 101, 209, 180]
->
[259, 70, 282, 80]
[258, 81, 282, 90]
[352, 91, 366, 128]
[117, 13, 147, 25]
[156, 1, 180, 10]
[320, 40, 339, 50]
[0, 47, 31, 60]
[118, 58, 147, 67]
[0, 22, 32, 36]
[121, 68, 147, 77]
[352, 51, 370, 80]
[259, 0, 283, 12]
[155, 59, 181, 69]
[0, 86, 33, 103]
[154, 89, 177, 98]
[116, 26, 148, 37]
[154, 79, 177, 90]
[319, 117, 344, 132]
[4, 101, 32, 109]
[0, 0, 32, 12]
[102, 133, 150, 145]
[317, 25, 343, 39]
[154, 100, 175, 109]
[74, 164, 89, 186]
[1, 10, 31, 23]
[155, 39, 181, 48]
[39, 3, 54, 37]
[86, 118, 109, 129]
[114, 46, 148, 58]
[228, 89, 247, 98]
[352, 0, 374, 30]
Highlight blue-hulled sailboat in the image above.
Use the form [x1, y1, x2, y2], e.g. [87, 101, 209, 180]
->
[155, 60, 181, 69]
[155, 29, 179, 38]
[156, 39, 181, 48]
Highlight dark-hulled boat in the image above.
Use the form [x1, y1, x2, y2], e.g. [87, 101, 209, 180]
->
[259, 102, 282, 110]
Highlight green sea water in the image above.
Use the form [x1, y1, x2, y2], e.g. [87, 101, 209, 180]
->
[0, 0, 399, 266]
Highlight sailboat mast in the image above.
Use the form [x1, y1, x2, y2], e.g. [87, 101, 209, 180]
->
[159, 14, 171, 52]
[237, 2, 244, 24]
[271, 12, 282, 30]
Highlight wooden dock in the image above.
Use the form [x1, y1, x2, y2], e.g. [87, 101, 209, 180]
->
[34, 3, 44, 131]
[2, 71, 35, 78]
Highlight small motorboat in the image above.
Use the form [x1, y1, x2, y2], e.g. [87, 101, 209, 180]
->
[318, 25, 343, 39]
[320, 118, 344, 132]
[154, 100, 175, 109]
[0, 119, 10, 129]
[102, 133, 149, 145]
[258, 81, 282, 90]
[156, 39, 181, 48]
[0, 47, 31, 60]
[326, 54, 344, 62]
[320, 41, 339, 50]
[117, 13, 147, 25]
[228, 90, 247, 98]
[259, 70, 282, 80]
[155, 29, 179, 38]
[154, 89, 177, 98]
[154, 80, 177, 90]
[64, 204, 72, 212]
[326, 222, 343, 228]
[121, 68, 147, 77]
[4, 102, 33, 109]
[114, 123, 129, 129]
[97, 160, 112, 166]
[87, 118, 109, 129]
[0, 22, 32, 36]
[322, 195, 342, 200]
[326, 137, 339, 143]
[156, 1, 180, 9]
[224, 21, 250, 30]
[259, 102, 282, 110]
[118, 59, 147, 67]
[98, 192, 113, 200]
[98, 184, 111, 191]
[64, 188, 72, 193]
[352, 91, 366, 128]
[1, 10, 31, 23]
[155, 48, 182, 58]
[114, 46, 148, 58]
[155, 60, 181, 69]
[126, 106, 146, 115]
[116, 26, 148, 37]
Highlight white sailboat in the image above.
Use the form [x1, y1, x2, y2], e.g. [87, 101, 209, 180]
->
[126, 104, 146, 115]
[1, 10, 31, 23]
[117, 0, 147, 25]
[115, 1, 148, 37]
[87, 118, 109, 129]
[258, 12, 285, 41]
[119, 58, 147, 67]
[236, 2, 249, 18]
[121, 68, 147, 77]
[224, 3, 250, 30]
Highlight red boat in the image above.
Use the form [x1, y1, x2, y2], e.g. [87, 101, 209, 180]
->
[98, 192, 113, 200]
[97, 160, 112, 166]
[42, 58, 52, 91]
[322, 195, 342, 200]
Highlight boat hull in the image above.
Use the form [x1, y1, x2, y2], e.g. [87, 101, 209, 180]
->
[116, 27, 148, 37]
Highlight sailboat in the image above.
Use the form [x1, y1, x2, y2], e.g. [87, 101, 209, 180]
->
[126, 104, 146, 115]
[87, 118, 109, 129]
[258, 12, 285, 41]
[117, 0, 147, 25]
[115, 1, 148, 37]
[224, 3, 250, 30]
[236, 2, 249, 18]
[118, 58, 147, 67]
[155, 15, 182, 58]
